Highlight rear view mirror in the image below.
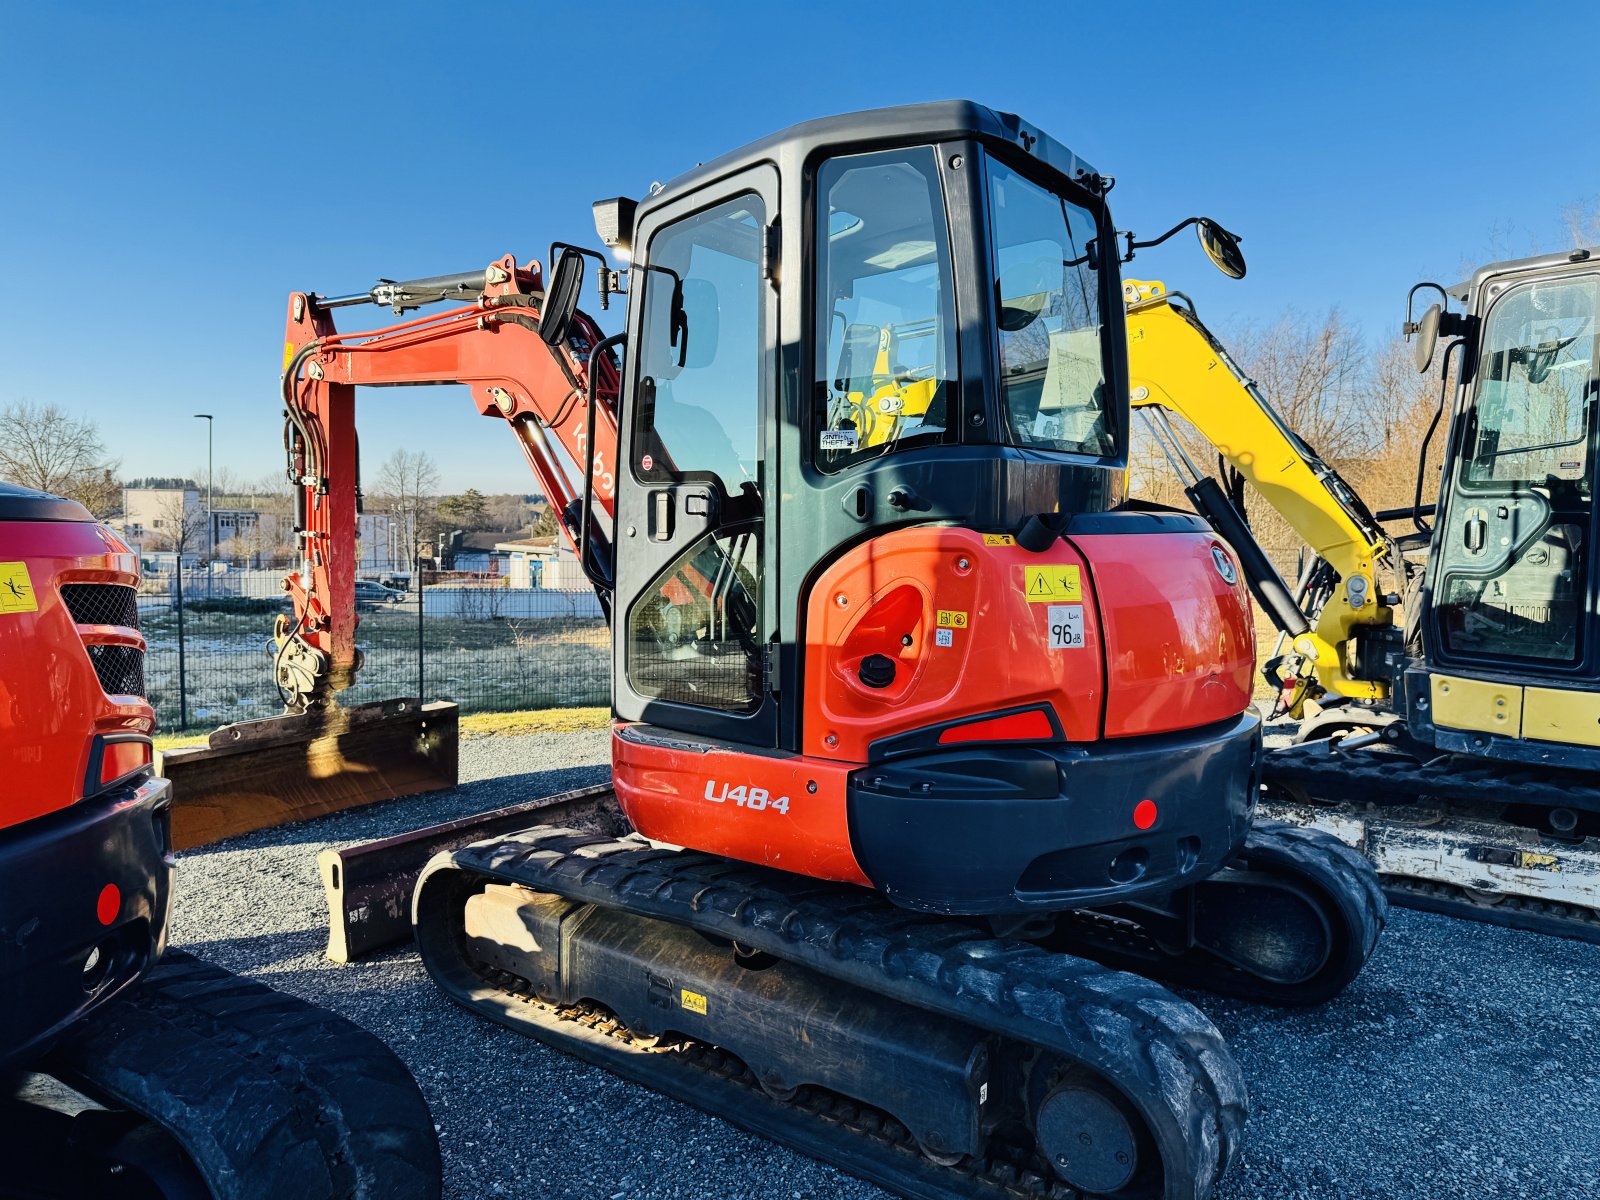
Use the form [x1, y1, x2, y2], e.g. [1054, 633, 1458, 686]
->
[1411, 303, 1441, 374]
[539, 250, 586, 347]
[1197, 220, 1247, 279]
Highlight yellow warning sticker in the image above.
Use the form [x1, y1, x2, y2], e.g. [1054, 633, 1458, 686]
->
[936, 610, 968, 628]
[680, 989, 708, 1015]
[982, 534, 1015, 546]
[1024, 565, 1081, 603]
[0, 562, 38, 614]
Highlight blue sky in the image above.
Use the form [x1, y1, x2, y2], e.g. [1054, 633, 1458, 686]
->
[3, 2, 1594, 495]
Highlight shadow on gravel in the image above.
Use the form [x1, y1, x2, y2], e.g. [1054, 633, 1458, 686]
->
[181, 926, 330, 967]
[178, 764, 613, 857]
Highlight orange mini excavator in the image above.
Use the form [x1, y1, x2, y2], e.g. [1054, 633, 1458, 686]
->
[274, 103, 1384, 1199]
[0, 482, 439, 1198]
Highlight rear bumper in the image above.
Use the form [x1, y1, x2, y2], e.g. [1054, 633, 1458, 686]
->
[847, 712, 1261, 914]
[0, 774, 173, 1071]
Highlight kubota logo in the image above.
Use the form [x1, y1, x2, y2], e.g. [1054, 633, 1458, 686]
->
[1211, 545, 1238, 585]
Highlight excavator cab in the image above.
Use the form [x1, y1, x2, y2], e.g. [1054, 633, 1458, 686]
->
[556, 102, 1271, 911]
[1408, 250, 1600, 763]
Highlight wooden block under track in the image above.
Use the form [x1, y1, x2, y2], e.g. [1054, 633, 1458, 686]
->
[159, 699, 459, 851]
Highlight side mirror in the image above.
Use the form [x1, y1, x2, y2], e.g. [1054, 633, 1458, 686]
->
[1197, 220, 1247, 279]
[539, 250, 586, 347]
[1410, 303, 1441, 374]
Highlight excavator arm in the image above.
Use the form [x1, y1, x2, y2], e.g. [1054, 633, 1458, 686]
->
[1123, 279, 1398, 706]
[160, 253, 621, 847]
[274, 252, 620, 710]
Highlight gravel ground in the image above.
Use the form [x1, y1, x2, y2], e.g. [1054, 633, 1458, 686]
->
[170, 730, 1600, 1200]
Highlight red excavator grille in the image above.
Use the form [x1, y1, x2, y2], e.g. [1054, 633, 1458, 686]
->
[61, 583, 146, 699]
[60, 582, 140, 629]
[85, 645, 147, 698]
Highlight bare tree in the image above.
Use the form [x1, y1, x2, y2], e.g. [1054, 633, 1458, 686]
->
[153, 491, 206, 558]
[372, 448, 441, 541]
[1564, 197, 1600, 249]
[485, 492, 537, 534]
[0, 401, 122, 518]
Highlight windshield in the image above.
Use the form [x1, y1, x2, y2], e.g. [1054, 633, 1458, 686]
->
[814, 146, 958, 472]
[987, 159, 1114, 457]
[1463, 274, 1598, 490]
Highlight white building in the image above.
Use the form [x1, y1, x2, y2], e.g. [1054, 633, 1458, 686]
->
[119, 486, 402, 570]
[494, 536, 586, 589]
[120, 486, 201, 551]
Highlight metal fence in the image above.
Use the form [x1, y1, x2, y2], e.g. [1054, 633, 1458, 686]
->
[138, 566, 609, 730]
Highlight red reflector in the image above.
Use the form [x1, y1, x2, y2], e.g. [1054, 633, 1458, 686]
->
[1133, 799, 1158, 830]
[937, 709, 1055, 746]
[96, 883, 121, 926]
[100, 741, 151, 785]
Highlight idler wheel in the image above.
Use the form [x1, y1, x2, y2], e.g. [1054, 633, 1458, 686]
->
[1035, 1078, 1140, 1194]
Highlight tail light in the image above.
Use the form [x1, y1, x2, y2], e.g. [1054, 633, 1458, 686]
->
[91, 736, 153, 790]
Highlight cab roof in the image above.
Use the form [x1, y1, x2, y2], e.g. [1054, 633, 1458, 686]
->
[643, 100, 1102, 214]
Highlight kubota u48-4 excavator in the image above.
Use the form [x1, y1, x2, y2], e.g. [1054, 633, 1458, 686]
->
[271, 102, 1384, 1199]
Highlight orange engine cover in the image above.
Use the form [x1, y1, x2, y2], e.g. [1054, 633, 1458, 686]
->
[1073, 532, 1255, 738]
[801, 525, 1254, 760]
[0, 517, 151, 829]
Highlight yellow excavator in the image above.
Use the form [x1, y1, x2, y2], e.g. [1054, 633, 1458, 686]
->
[1122, 251, 1600, 941]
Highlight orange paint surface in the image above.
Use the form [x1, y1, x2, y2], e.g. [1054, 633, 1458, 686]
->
[613, 728, 869, 886]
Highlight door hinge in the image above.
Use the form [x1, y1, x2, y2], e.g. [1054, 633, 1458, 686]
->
[762, 220, 781, 283]
[763, 641, 782, 693]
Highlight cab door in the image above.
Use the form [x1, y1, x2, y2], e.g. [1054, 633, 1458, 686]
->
[1429, 271, 1600, 677]
[612, 167, 780, 747]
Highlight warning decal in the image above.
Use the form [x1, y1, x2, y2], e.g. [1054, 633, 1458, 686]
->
[982, 534, 1015, 546]
[1024, 565, 1081, 603]
[0, 562, 38, 614]
[680, 989, 708, 1015]
[936, 609, 968, 628]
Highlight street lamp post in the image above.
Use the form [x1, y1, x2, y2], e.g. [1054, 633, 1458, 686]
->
[192, 416, 214, 569]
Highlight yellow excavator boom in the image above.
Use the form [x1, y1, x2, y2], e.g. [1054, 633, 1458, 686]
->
[1122, 279, 1394, 702]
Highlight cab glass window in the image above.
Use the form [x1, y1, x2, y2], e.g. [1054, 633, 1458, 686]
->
[633, 194, 766, 499]
[987, 159, 1114, 457]
[1460, 275, 1598, 490]
[814, 147, 958, 471]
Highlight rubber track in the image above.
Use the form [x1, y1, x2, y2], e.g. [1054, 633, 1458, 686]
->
[1265, 743, 1600, 941]
[1244, 820, 1388, 964]
[418, 828, 1249, 1200]
[1381, 876, 1600, 944]
[45, 951, 440, 1200]
[1264, 741, 1600, 814]
[1057, 822, 1386, 1006]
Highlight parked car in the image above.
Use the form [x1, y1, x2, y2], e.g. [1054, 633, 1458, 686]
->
[354, 580, 404, 608]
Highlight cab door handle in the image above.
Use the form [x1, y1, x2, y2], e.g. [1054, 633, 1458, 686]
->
[1464, 515, 1486, 553]
[652, 491, 674, 541]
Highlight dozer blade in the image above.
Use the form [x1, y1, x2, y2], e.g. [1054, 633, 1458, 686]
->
[319, 781, 631, 962]
[158, 698, 458, 851]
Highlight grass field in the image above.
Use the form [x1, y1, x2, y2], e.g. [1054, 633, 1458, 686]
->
[140, 603, 609, 732]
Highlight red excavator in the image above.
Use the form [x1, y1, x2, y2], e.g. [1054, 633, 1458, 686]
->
[0, 480, 440, 1198]
[272, 102, 1385, 1199]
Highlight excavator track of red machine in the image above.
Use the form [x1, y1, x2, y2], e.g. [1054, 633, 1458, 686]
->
[414, 827, 1248, 1200]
